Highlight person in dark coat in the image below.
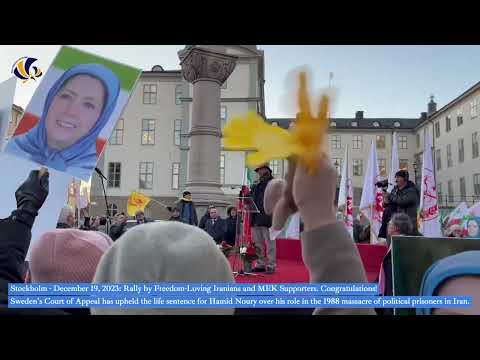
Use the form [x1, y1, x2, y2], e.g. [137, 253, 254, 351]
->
[109, 213, 127, 241]
[250, 165, 275, 273]
[225, 206, 238, 246]
[204, 207, 227, 244]
[175, 191, 198, 226]
[135, 210, 149, 225]
[375, 213, 416, 315]
[382, 170, 420, 233]
[199, 204, 215, 230]
[0, 169, 69, 315]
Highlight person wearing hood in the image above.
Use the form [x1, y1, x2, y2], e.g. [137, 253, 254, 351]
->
[26, 229, 113, 315]
[382, 170, 420, 233]
[175, 191, 198, 226]
[6, 64, 120, 180]
[91, 221, 234, 315]
[249, 164, 275, 274]
[0, 169, 67, 315]
[417, 251, 480, 315]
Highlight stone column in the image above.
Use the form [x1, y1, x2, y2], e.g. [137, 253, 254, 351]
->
[179, 47, 237, 215]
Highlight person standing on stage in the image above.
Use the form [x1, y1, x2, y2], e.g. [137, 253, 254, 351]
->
[250, 164, 275, 274]
[175, 191, 198, 226]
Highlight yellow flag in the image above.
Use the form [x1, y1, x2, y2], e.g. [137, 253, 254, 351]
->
[127, 191, 151, 216]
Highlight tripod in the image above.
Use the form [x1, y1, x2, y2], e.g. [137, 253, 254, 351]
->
[232, 186, 263, 278]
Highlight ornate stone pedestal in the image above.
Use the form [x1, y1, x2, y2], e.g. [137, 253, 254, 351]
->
[179, 47, 237, 216]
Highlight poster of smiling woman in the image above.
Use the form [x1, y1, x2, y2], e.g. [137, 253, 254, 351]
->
[5, 46, 142, 181]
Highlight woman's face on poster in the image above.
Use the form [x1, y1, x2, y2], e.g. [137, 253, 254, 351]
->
[467, 220, 479, 237]
[433, 276, 480, 315]
[45, 74, 106, 150]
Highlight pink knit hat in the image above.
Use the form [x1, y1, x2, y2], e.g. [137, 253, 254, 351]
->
[29, 229, 113, 283]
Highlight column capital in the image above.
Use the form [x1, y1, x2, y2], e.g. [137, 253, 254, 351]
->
[180, 47, 237, 85]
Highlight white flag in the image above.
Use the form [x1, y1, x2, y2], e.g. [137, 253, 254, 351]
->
[468, 201, 480, 217]
[419, 128, 442, 237]
[360, 140, 384, 242]
[388, 132, 400, 192]
[338, 145, 353, 238]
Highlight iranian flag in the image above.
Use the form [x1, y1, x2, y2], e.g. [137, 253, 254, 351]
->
[338, 144, 353, 238]
[419, 128, 442, 237]
[360, 140, 384, 243]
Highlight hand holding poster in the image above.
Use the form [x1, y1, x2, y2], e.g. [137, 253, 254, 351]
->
[5, 46, 142, 181]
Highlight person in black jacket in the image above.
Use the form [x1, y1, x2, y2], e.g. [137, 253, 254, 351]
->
[109, 212, 127, 241]
[224, 206, 238, 246]
[250, 165, 275, 274]
[0, 169, 69, 315]
[204, 207, 227, 244]
[199, 204, 215, 230]
[382, 170, 420, 233]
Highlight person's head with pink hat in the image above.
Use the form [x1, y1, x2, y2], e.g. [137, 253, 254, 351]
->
[28, 229, 113, 283]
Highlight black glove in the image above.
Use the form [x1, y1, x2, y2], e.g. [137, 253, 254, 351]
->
[15, 170, 49, 217]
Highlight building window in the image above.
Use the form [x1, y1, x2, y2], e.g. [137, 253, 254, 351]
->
[141, 119, 155, 145]
[471, 98, 478, 119]
[416, 133, 420, 149]
[351, 121, 358, 127]
[378, 158, 387, 177]
[269, 159, 280, 177]
[458, 138, 464, 163]
[143, 84, 157, 105]
[172, 163, 180, 190]
[109, 118, 124, 145]
[399, 159, 409, 170]
[332, 158, 342, 174]
[331, 135, 341, 149]
[220, 105, 227, 122]
[445, 116, 451, 132]
[435, 149, 442, 171]
[175, 85, 182, 105]
[457, 110, 463, 126]
[399, 136, 407, 149]
[353, 159, 363, 176]
[373, 121, 380, 127]
[174, 119, 182, 146]
[447, 144, 453, 168]
[220, 154, 225, 185]
[352, 135, 362, 149]
[437, 183, 443, 203]
[448, 180, 454, 204]
[460, 177, 466, 201]
[376, 135, 385, 149]
[474, 174, 480, 196]
[108, 203, 118, 217]
[139, 161, 154, 190]
[473, 132, 479, 159]
[435, 122, 440, 138]
[107, 162, 121, 188]
[330, 121, 337, 127]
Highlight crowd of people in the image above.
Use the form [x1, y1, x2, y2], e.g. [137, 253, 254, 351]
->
[0, 157, 479, 315]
